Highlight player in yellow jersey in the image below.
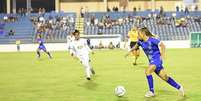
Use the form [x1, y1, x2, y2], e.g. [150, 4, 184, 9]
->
[16, 40, 21, 52]
[126, 26, 140, 65]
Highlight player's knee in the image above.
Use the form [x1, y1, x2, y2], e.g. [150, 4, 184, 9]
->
[145, 70, 152, 75]
[160, 74, 168, 81]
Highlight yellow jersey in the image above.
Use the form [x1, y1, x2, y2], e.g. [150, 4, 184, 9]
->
[16, 40, 21, 45]
[128, 30, 138, 42]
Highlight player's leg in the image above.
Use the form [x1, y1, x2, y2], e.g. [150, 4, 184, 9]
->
[69, 49, 75, 57]
[157, 69, 184, 96]
[17, 45, 20, 51]
[43, 49, 52, 59]
[81, 56, 92, 80]
[89, 58, 95, 75]
[133, 49, 140, 65]
[36, 48, 41, 58]
[45, 51, 52, 59]
[145, 64, 156, 97]
[41, 45, 52, 58]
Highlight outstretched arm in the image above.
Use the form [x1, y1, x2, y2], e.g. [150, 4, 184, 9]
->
[159, 42, 165, 61]
[125, 44, 139, 57]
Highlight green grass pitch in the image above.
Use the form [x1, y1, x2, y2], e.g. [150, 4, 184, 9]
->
[0, 48, 201, 101]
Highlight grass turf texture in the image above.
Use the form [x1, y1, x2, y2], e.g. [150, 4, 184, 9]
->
[0, 48, 201, 101]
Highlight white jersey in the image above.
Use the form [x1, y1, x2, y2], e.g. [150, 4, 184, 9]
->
[72, 39, 91, 57]
[67, 35, 75, 49]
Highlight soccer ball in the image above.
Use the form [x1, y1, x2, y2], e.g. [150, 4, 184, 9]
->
[115, 86, 126, 97]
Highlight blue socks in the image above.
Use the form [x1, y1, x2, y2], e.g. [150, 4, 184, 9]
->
[146, 75, 180, 93]
[146, 75, 154, 93]
[167, 77, 181, 90]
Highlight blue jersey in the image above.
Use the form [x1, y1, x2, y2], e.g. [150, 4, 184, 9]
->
[37, 38, 44, 46]
[138, 37, 161, 63]
[138, 37, 164, 74]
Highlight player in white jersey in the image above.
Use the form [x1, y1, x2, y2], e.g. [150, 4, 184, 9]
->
[72, 30, 95, 80]
[67, 32, 76, 56]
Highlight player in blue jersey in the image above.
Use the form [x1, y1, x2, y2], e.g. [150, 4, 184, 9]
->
[125, 27, 184, 97]
[36, 35, 52, 59]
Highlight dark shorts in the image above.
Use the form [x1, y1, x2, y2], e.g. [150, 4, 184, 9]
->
[38, 45, 46, 51]
[149, 59, 164, 75]
[130, 41, 139, 50]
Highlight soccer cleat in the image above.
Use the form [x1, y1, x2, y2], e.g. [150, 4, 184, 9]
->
[145, 91, 155, 98]
[133, 63, 137, 66]
[86, 77, 91, 80]
[178, 85, 185, 96]
[37, 56, 40, 59]
[49, 56, 53, 59]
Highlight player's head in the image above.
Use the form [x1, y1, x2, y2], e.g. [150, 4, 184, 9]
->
[138, 27, 154, 40]
[131, 26, 138, 31]
[73, 29, 80, 40]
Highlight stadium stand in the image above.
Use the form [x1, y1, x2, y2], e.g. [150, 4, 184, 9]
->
[84, 11, 201, 40]
[0, 12, 76, 44]
[0, 14, 33, 44]
[0, 11, 201, 44]
[30, 12, 76, 43]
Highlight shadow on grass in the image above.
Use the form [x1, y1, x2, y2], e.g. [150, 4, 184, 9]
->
[157, 89, 176, 95]
[143, 96, 188, 101]
[132, 63, 147, 70]
[177, 96, 189, 101]
[77, 80, 98, 90]
[144, 97, 159, 101]
[116, 96, 129, 101]
[157, 90, 189, 101]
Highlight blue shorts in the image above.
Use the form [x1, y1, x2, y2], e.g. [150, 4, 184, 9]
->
[149, 59, 164, 75]
[38, 45, 46, 51]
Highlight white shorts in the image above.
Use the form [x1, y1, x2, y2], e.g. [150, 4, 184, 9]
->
[78, 54, 90, 65]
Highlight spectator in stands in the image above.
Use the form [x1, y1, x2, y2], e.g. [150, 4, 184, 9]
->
[112, 6, 115, 12]
[18, 8, 22, 16]
[3, 15, 8, 22]
[115, 6, 119, 12]
[133, 7, 137, 12]
[184, 7, 189, 14]
[194, 16, 201, 25]
[8, 29, 15, 36]
[113, 6, 118, 12]
[21, 8, 26, 16]
[108, 42, 115, 49]
[16, 40, 21, 52]
[80, 7, 85, 18]
[90, 15, 96, 25]
[138, 6, 141, 11]
[38, 8, 42, 15]
[181, 6, 184, 12]
[107, 7, 111, 12]
[195, 5, 198, 11]
[176, 6, 179, 12]
[98, 41, 104, 49]
[159, 6, 164, 17]
[175, 18, 187, 27]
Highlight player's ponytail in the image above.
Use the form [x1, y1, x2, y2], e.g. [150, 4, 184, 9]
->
[140, 27, 155, 37]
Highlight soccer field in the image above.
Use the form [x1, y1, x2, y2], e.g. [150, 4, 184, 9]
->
[0, 48, 201, 101]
